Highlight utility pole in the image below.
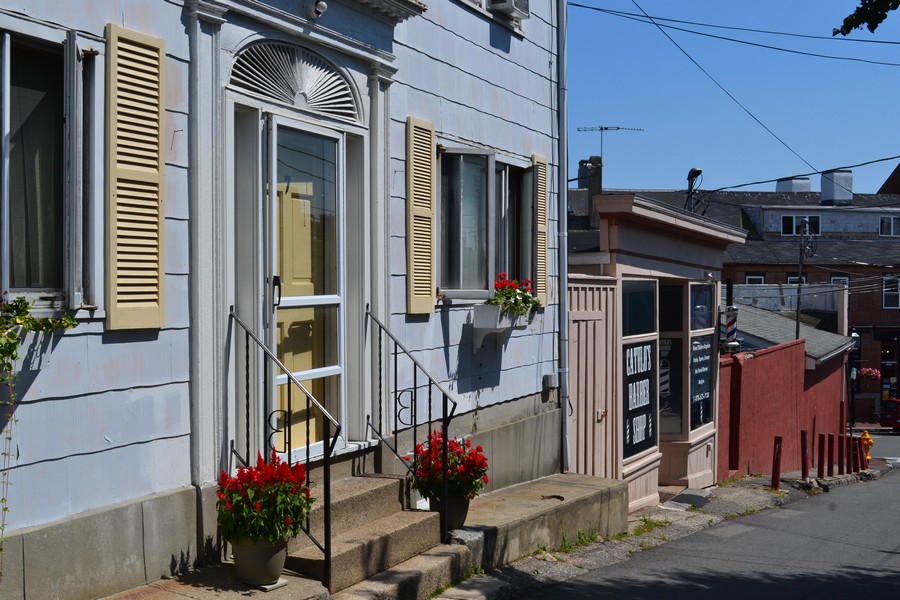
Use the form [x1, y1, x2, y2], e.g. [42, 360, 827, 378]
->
[576, 126, 644, 188]
[795, 218, 816, 340]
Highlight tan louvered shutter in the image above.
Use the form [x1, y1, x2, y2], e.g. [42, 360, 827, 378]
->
[105, 25, 166, 330]
[406, 117, 436, 314]
[532, 155, 549, 306]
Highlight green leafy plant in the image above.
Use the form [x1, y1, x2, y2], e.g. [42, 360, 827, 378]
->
[484, 272, 541, 317]
[0, 293, 76, 578]
[405, 430, 489, 501]
[216, 449, 314, 543]
[632, 516, 670, 536]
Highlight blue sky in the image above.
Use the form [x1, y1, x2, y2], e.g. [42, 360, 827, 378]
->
[566, 1, 900, 194]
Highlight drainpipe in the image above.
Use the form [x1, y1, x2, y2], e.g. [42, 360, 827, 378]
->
[557, 0, 570, 472]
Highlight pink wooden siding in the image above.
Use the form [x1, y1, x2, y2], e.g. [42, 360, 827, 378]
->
[568, 280, 619, 479]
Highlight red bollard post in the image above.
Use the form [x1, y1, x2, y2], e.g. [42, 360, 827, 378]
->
[846, 435, 854, 473]
[771, 436, 783, 491]
[827, 433, 835, 478]
[801, 429, 809, 481]
[817, 433, 825, 479]
[838, 434, 845, 475]
[851, 436, 860, 472]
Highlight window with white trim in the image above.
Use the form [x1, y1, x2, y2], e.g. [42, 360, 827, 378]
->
[885, 276, 900, 309]
[781, 215, 819, 236]
[437, 149, 539, 298]
[745, 274, 765, 285]
[831, 275, 850, 286]
[404, 117, 547, 313]
[880, 216, 900, 237]
[1, 35, 68, 307]
[787, 275, 807, 285]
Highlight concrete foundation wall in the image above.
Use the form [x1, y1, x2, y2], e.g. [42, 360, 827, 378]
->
[375, 391, 562, 495]
[0, 487, 202, 600]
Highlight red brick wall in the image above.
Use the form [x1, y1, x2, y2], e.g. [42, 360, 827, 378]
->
[717, 340, 845, 481]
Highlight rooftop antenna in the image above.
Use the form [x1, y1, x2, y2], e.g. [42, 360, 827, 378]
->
[576, 126, 644, 190]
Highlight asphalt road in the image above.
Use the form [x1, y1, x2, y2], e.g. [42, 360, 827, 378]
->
[512, 468, 900, 600]
[871, 431, 900, 463]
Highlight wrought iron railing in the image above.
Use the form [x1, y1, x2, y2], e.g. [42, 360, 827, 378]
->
[364, 305, 458, 542]
[228, 307, 341, 592]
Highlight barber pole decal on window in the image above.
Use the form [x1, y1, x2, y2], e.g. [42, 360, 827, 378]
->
[623, 340, 657, 458]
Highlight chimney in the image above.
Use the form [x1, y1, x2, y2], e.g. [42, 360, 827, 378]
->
[775, 176, 811, 193]
[577, 156, 602, 198]
[820, 169, 852, 206]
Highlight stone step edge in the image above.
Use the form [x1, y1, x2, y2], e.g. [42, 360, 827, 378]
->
[292, 475, 407, 551]
[287, 510, 441, 591]
[332, 542, 472, 600]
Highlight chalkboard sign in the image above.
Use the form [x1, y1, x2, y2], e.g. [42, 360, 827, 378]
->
[690, 335, 713, 429]
[623, 340, 657, 458]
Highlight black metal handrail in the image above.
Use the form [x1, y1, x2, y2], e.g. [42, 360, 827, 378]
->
[364, 305, 458, 542]
[228, 306, 341, 592]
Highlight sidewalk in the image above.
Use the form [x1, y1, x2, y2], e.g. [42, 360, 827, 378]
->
[436, 459, 894, 600]
[101, 460, 891, 600]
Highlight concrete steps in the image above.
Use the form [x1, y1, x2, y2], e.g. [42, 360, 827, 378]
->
[290, 475, 407, 552]
[333, 473, 629, 600]
[286, 474, 442, 592]
[287, 509, 441, 592]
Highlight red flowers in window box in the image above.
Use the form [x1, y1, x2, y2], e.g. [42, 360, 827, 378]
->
[485, 272, 541, 317]
[405, 430, 489, 501]
[858, 367, 881, 381]
[216, 448, 314, 543]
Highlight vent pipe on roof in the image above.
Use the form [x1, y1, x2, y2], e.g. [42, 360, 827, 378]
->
[775, 176, 811, 193]
[821, 169, 853, 206]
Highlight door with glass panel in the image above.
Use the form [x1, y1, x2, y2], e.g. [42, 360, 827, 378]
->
[266, 117, 343, 457]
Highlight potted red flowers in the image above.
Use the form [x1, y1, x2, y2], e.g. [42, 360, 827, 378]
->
[473, 273, 541, 348]
[484, 272, 541, 317]
[406, 430, 489, 529]
[217, 449, 314, 586]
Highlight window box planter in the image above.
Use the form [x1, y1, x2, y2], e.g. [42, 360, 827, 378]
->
[472, 304, 530, 352]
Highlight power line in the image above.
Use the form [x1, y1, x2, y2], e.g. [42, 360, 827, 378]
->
[569, 4, 900, 46]
[571, 4, 900, 67]
[629, 0, 826, 190]
[692, 154, 900, 202]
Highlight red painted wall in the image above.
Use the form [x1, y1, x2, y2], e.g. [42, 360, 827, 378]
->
[717, 340, 846, 481]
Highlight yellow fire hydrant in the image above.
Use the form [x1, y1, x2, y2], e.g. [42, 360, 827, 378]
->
[862, 430, 874, 461]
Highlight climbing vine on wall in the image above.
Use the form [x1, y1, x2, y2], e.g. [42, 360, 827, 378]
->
[0, 293, 76, 580]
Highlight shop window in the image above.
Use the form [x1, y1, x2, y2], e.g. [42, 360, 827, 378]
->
[659, 284, 683, 332]
[659, 337, 683, 434]
[623, 339, 657, 458]
[622, 280, 656, 337]
[689, 334, 714, 429]
[690, 284, 714, 330]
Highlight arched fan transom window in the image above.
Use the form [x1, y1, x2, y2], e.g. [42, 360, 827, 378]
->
[230, 42, 359, 123]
